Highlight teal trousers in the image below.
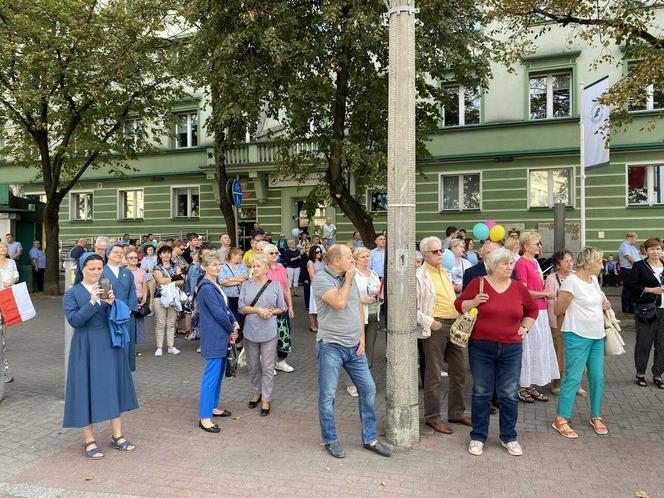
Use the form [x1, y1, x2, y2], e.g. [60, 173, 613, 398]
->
[557, 332, 605, 419]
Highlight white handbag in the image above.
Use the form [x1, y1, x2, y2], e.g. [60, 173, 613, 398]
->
[603, 308, 625, 356]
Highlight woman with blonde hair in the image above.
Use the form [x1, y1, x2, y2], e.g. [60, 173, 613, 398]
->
[552, 247, 611, 438]
[513, 231, 559, 403]
[0, 241, 19, 383]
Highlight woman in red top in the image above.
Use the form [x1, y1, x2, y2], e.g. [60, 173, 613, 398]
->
[513, 231, 560, 403]
[455, 247, 538, 457]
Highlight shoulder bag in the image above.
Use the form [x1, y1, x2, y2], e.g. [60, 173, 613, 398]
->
[592, 278, 626, 356]
[634, 261, 662, 323]
[449, 277, 483, 348]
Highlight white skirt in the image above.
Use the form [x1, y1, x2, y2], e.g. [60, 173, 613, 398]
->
[309, 292, 317, 315]
[520, 310, 560, 387]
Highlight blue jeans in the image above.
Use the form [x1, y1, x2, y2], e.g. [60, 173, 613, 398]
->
[468, 339, 523, 444]
[317, 340, 377, 445]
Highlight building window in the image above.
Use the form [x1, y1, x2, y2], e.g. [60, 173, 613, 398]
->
[627, 64, 663, 112]
[529, 168, 572, 208]
[529, 72, 572, 120]
[172, 186, 199, 218]
[440, 173, 480, 211]
[70, 192, 93, 221]
[175, 112, 198, 148]
[119, 189, 144, 220]
[368, 191, 388, 212]
[123, 118, 143, 148]
[442, 85, 480, 127]
[628, 165, 663, 206]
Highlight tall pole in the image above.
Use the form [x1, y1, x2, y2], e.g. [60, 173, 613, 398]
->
[579, 81, 586, 248]
[385, 0, 420, 448]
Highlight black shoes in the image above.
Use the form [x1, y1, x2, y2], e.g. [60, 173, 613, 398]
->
[325, 441, 346, 458]
[248, 395, 261, 409]
[199, 420, 220, 433]
[260, 406, 270, 417]
[363, 441, 393, 457]
[212, 409, 232, 418]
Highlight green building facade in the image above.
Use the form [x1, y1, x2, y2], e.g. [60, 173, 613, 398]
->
[2, 14, 663, 256]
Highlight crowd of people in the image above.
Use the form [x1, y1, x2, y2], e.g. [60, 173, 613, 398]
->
[2, 224, 663, 461]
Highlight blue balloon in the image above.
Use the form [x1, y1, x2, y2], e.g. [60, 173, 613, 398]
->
[473, 222, 490, 241]
[442, 249, 455, 271]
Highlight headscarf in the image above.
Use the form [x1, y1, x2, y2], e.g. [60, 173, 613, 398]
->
[105, 242, 125, 258]
[75, 251, 101, 284]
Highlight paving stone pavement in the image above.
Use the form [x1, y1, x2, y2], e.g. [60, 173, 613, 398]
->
[0, 289, 663, 498]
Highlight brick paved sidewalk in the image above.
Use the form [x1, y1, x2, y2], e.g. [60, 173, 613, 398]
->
[0, 291, 662, 497]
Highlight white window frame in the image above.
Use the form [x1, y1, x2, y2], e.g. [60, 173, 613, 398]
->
[117, 188, 145, 220]
[438, 172, 482, 212]
[625, 162, 664, 206]
[171, 185, 200, 218]
[366, 189, 388, 213]
[528, 71, 572, 120]
[527, 167, 575, 208]
[442, 84, 481, 127]
[123, 117, 143, 148]
[69, 190, 94, 221]
[24, 191, 47, 203]
[174, 111, 198, 149]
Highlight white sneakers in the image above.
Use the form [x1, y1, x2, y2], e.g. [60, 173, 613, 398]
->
[155, 347, 180, 356]
[468, 440, 522, 457]
[275, 360, 294, 372]
[468, 440, 484, 456]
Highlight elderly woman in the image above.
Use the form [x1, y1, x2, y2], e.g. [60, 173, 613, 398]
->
[140, 243, 158, 313]
[265, 243, 295, 372]
[0, 241, 19, 384]
[628, 237, 664, 389]
[126, 249, 148, 352]
[552, 247, 611, 438]
[456, 248, 538, 457]
[307, 244, 325, 332]
[63, 253, 139, 458]
[153, 245, 185, 357]
[240, 255, 285, 416]
[449, 238, 473, 294]
[544, 250, 580, 395]
[513, 231, 560, 403]
[219, 247, 249, 325]
[504, 233, 521, 263]
[197, 251, 239, 433]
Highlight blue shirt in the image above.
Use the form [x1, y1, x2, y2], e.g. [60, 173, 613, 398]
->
[219, 262, 248, 298]
[369, 248, 385, 278]
[29, 247, 46, 269]
[618, 240, 640, 269]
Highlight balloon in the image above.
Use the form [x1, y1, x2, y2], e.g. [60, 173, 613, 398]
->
[485, 220, 497, 229]
[473, 223, 490, 241]
[291, 228, 301, 237]
[489, 224, 506, 242]
[442, 249, 455, 271]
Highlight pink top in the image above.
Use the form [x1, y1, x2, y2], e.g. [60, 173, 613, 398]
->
[513, 257, 547, 310]
[267, 263, 289, 308]
[544, 272, 562, 328]
[130, 267, 147, 300]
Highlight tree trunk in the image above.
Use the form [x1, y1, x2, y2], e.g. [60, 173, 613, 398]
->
[325, 170, 377, 247]
[214, 142, 237, 245]
[43, 200, 61, 296]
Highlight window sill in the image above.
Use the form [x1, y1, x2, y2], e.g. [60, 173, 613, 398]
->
[171, 216, 200, 221]
[528, 206, 574, 210]
[528, 116, 575, 123]
[627, 109, 664, 117]
[439, 209, 481, 213]
[119, 218, 145, 223]
[627, 203, 664, 208]
[69, 219, 95, 223]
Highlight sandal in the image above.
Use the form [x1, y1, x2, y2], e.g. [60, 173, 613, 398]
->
[589, 416, 609, 435]
[518, 389, 535, 403]
[635, 376, 647, 387]
[528, 387, 549, 402]
[110, 435, 135, 452]
[654, 378, 664, 389]
[83, 440, 104, 460]
[552, 418, 578, 439]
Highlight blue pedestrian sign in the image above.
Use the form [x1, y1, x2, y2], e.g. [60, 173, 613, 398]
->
[231, 179, 242, 206]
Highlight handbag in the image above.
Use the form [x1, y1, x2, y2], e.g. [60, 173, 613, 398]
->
[225, 343, 238, 378]
[449, 277, 483, 348]
[277, 316, 292, 353]
[634, 302, 657, 323]
[603, 308, 625, 356]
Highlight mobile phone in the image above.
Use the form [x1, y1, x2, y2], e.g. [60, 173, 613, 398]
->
[100, 278, 111, 299]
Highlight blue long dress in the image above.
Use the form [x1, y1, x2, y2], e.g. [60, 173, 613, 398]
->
[63, 283, 139, 428]
[103, 266, 137, 371]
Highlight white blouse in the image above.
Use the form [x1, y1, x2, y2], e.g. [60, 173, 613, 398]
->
[0, 259, 19, 288]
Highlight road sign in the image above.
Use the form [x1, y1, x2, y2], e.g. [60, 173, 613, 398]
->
[231, 179, 242, 206]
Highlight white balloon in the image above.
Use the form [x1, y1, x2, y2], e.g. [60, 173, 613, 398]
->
[291, 228, 301, 237]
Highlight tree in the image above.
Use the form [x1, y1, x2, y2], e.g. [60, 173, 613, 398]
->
[484, 0, 664, 129]
[183, 0, 491, 246]
[0, 0, 187, 294]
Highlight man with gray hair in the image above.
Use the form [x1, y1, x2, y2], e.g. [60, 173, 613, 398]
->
[417, 236, 470, 434]
[313, 244, 392, 459]
[94, 236, 110, 263]
[618, 231, 640, 313]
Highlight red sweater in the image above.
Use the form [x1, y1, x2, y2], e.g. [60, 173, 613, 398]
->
[454, 277, 539, 344]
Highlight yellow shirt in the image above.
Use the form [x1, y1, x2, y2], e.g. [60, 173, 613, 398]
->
[242, 249, 254, 266]
[426, 263, 457, 319]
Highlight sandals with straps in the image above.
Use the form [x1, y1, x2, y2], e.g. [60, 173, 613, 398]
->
[589, 417, 609, 435]
[110, 435, 135, 452]
[552, 418, 578, 439]
[518, 389, 535, 403]
[83, 440, 104, 460]
[528, 387, 549, 402]
[654, 378, 664, 390]
[635, 376, 647, 387]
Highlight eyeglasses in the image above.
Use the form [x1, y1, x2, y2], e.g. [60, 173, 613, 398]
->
[268, 251, 279, 255]
[315, 250, 322, 254]
[426, 249, 443, 254]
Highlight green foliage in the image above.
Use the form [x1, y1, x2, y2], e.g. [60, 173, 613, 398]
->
[484, 0, 664, 131]
[183, 0, 491, 208]
[0, 0, 187, 195]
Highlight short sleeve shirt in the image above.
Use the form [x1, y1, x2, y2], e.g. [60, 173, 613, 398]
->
[619, 241, 640, 269]
[239, 280, 285, 342]
[560, 274, 605, 339]
[312, 264, 361, 347]
[219, 263, 248, 298]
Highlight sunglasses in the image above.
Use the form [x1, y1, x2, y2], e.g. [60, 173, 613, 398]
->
[426, 249, 443, 254]
[315, 250, 322, 254]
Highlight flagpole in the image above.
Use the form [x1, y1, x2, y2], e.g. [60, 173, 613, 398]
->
[579, 81, 586, 248]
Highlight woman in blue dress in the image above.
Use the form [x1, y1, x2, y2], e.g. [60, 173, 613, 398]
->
[63, 253, 139, 459]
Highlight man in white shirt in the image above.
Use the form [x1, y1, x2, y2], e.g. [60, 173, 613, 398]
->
[322, 218, 337, 246]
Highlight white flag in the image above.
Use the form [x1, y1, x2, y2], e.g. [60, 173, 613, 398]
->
[582, 76, 610, 170]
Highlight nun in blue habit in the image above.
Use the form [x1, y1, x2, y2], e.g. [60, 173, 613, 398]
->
[63, 252, 139, 460]
[104, 243, 138, 371]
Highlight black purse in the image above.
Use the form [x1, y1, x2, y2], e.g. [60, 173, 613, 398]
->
[634, 302, 657, 323]
[225, 343, 238, 378]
